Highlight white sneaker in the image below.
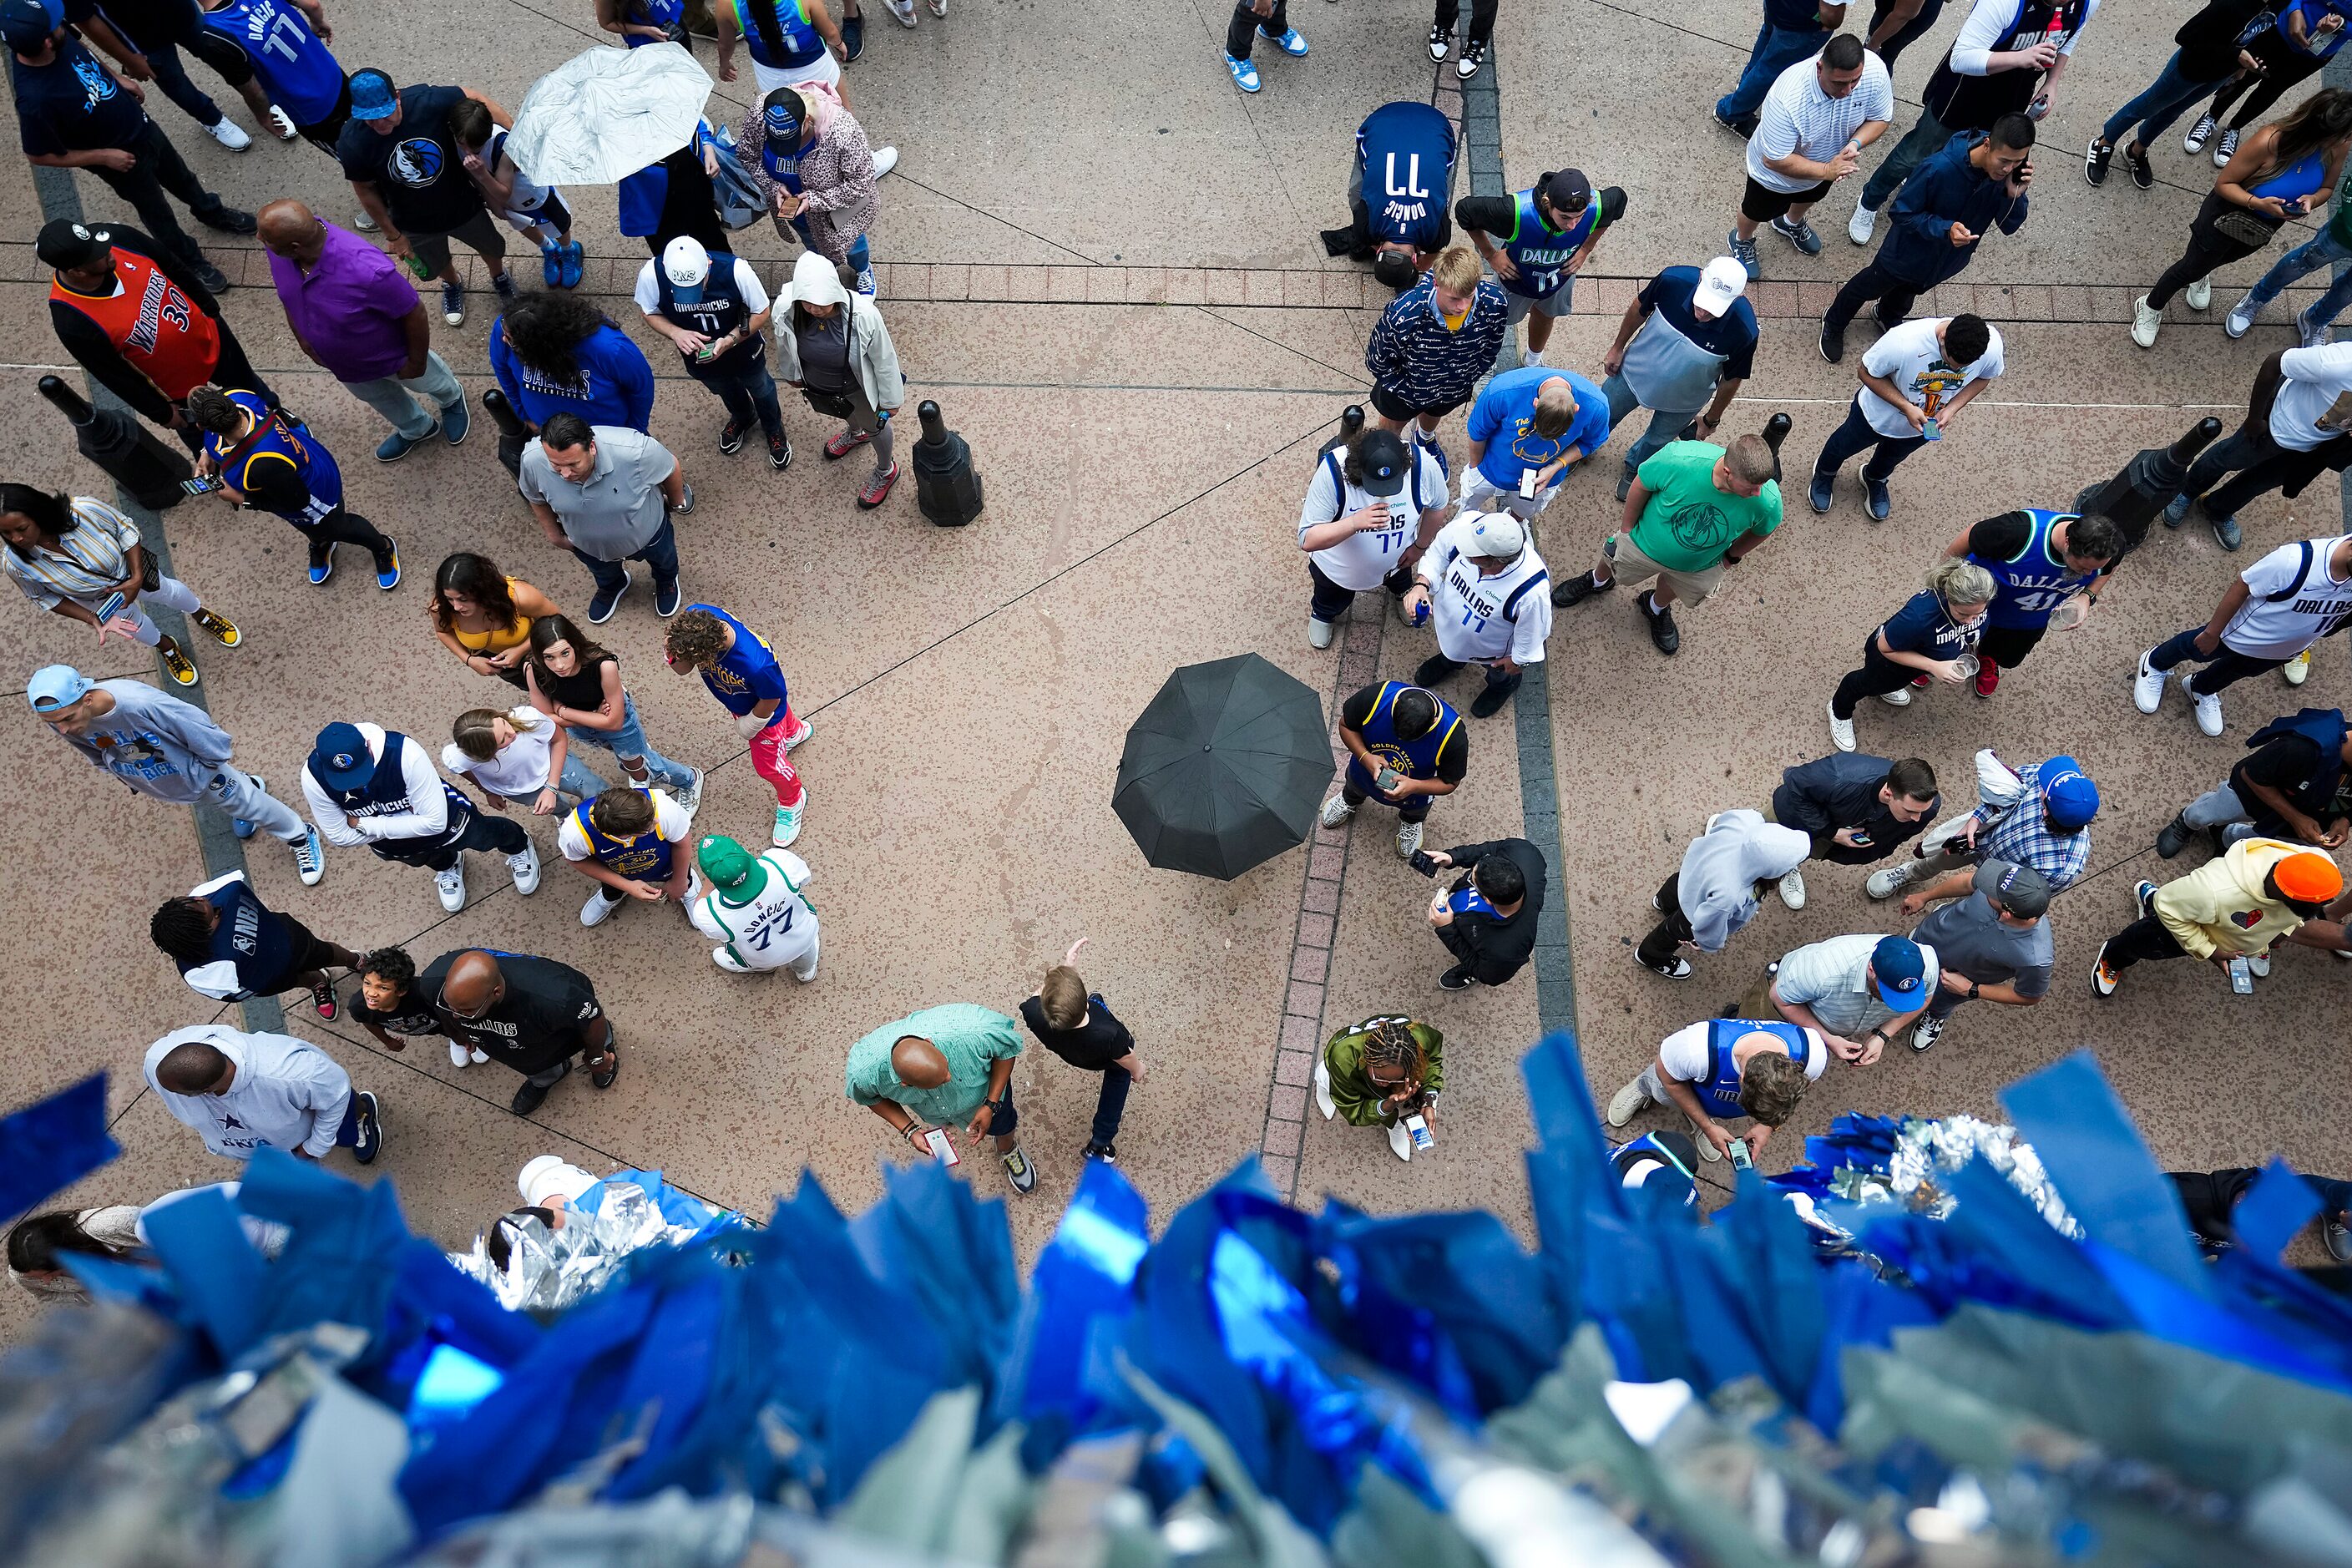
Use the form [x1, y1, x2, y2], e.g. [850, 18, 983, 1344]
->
[1308, 616, 1337, 649]
[676, 767, 706, 814]
[1313, 1055, 1336, 1120]
[291, 825, 325, 887]
[2248, 950, 2272, 978]
[1697, 1134, 1722, 1163]
[1827, 702, 1856, 752]
[1521, 346, 1545, 367]
[581, 888, 618, 927]
[205, 117, 253, 151]
[714, 948, 753, 973]
[1878, 684, 1914, 706]
[1318, 793, 1354, 828]
[2131, 295, 2162, 349]
[1778, 867, 1808, 910]
[447, 1038, 487, 1067]
[781, 715, 813, 751]
[2225, 296, 2258, 339]
[435, 863, 467, 913]
[1909, 1013, 1946, 1052]
[508, 841, 541, 894]
[2298, 301, 2330, 348]
[1865, 862, 1917, 900]
[354, 210, 378, 232]
[1387, 1121, 1413, 1161]
[1606, 1077, 1646, 1128]
[2186, 277, 2212, 312]
[2132, 650, 2167, 712]
[1847, 203, 1879, 245]
[772, 799, 804, 847]
[2189, 677, 2224, 737]
[1395, 819, 1423, 859]
[2284, 650, 2312, 685]
[872, 145, 900, 179]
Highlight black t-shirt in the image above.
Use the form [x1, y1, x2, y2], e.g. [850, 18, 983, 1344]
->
[337, 84, 483, 235]
[420, 951, 602, 1075]
[1019, 994, 1136, 1071]
[1964, 513, 2031, 560]
[13, 38, 149, 157]
[237, 452, 317, 516]
[2231, 733, 2351, 822]
[347, 979, 443, 1037]
[1339, 683, 1469, 786]
[1435, 837, 1547, 983]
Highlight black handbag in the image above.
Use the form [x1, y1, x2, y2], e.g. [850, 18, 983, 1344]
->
[800, 387, 857, 419]
[2213, 205, 2283, 247]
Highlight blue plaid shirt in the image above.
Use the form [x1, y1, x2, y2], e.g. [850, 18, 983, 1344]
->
[1970, 760, 2092, 889]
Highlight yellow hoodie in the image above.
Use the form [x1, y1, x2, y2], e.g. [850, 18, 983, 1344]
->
[2152, 839, 2322, 959]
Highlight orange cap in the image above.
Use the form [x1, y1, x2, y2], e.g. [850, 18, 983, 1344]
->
[2274, 852, 2344, 903]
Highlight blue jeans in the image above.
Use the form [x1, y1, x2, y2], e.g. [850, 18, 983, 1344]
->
[1601, 371, 1702, 477]
[1717, 23, 1828, 121]
[564, 694, 698, 793]
[1813, 397, 1926, 483]
[2102, 51, 2217, 148]
[1859, 109, 1950, 215]
[573, 516, 680, 599]
[691, 353, 785, 441]
[2241, 224, 2352, 329]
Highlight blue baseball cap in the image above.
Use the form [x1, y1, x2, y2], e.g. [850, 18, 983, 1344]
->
[2039, 756, 2100, 830]
[0, 0, 56, 52]
[761, 91, 802, 141]
[1871, 934, 1929, 1011]
[310, 721, 373, 791]
[348, 68, 398, 121]
[26, 664, 90, 713]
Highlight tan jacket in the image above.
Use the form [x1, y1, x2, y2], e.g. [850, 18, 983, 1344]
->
[2152, 838, 2322, 959]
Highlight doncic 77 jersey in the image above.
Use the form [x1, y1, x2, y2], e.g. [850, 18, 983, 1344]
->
[200, 0, 346, 127]
[1425, 512, 1550, 665]
[690, 847, 817, 971]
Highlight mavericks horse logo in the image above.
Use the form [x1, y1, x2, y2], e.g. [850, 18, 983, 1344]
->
[389, 136, 446, 189]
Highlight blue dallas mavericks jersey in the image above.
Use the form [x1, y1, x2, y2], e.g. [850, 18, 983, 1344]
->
[572, 791, 675, 881]
[1346, 680, 1462, 802]
[200, 0, 344, 125]
[1975, 509, 2095, 630]
[1497, 189, 1594, 300]
[1356, 102, 1456, 250]
[208, 391, 343, 524]
[622, 0, 686, 43]
[1692, 1019, 1810, 1120]
[325, 731, 473, 856]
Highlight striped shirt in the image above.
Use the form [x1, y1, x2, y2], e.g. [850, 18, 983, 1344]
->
[1748, 51, 1894, 195]
[1969, 760, 2093, 890]
[1365, 278, 1512, 410]
[3, 496, 138, 609]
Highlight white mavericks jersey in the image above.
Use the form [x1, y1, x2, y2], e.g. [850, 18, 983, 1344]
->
[1424, 512, 1551, 665]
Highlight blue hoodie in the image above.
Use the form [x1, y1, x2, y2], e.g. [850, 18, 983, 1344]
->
[1878, 129, 2031, 289]
[489, 318, 655, 432]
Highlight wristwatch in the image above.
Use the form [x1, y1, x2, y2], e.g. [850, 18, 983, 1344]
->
[1965, 979, 1980, 999]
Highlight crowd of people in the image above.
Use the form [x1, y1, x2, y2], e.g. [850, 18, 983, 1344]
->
[8, 0, 2352, 1283]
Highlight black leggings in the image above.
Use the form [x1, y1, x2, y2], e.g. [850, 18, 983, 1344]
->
[2150, 195, 2279, 309]
[1830, 644, 1921, 720]
[2211, 49, 2327, 129]
[1432, 0, 1497, 44]
[1977, 620, 2048, 670]
[1824, 258, 1924, 333]
[1227, 0, 1287, 57]
[293, 506, 395, 562]
[1636, 871, 1697, 968]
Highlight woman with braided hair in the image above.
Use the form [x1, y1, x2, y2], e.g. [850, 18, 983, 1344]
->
[1312, 1014, 1445, 1161]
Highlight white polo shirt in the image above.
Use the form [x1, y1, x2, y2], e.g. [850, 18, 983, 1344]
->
[1748, 51, 1894, 195]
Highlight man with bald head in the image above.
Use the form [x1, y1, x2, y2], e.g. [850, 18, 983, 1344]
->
[420, 948, 616, 1116]
[846, 1004, 1035, 1193]
[144, 1022, 381, 1164]
[260, 196, 470, 463]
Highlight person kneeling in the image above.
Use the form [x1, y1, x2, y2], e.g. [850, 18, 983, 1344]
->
[1606, 1017, 1821, 1164]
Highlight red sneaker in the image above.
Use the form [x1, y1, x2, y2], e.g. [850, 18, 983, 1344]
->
[1909, 674, 1930, 688]
[857, 463, 900, 510]
[1973, 656, 2000, 698]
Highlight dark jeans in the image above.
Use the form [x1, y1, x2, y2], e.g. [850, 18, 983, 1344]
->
[1825, 259, 1927, 333]
[418, 810, 530, 872]
[573, 516, 680, 598]
[1308, 558, 1411, 623]
[293, 505, 395, 563]
[1813, 398, 1927, 485]
[1977, 620, 2047, 670]
[2182, 425, 2289, 518]
[693, 355, 785, 440]
[2147, 626, 2289, 696]
[2212, 53, 2326, 130]
[85, 121, 233, 266]
[1432, 0, 1497, 43]
[1416, 653, 1521, 706]
[2101, 912, 2188, 970]
[1342, 779, 1432, 823]
[1085, 1067, 1131, 1146]
[1718, 22, 1830, 120]
[1227, 0, 1287, 57]
[1636, 871, 1697, 967]
[144, 38, 226, 128]
[1831, 643, 1922, 720]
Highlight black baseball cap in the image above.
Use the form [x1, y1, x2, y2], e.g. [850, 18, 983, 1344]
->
[1539, 169, 1592, 212]
[1354, 428, 1409, 497]
[35, 218, 114, 271]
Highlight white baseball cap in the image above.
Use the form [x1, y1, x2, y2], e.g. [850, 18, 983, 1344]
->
[1692, 256, 1748, 314]
[1465, 511, 1525, 560]
[661, 236, 712, 295]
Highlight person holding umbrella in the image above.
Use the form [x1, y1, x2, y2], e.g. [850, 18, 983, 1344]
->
[1400, 511, 1553, 719]
[1113, 653, 1333, 881]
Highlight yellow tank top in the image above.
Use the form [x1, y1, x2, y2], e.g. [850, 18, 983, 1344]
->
[452, 577, 531, 654]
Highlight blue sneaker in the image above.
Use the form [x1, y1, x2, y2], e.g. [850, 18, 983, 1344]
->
[307, 542, 335, 585]
[351, 1090, 382, 1164]
[1258, 24, 1307, 54]
[560, 240, 584, 289]
[1414, 434, 1449, 477]
[1864, 477, 1892, 521]
[541, 242, 563, 286]
[2211, 512, 2243, 551]
[441, 397, 470, 447]
[375, 427, 430, 462]
[373, 543, 401, 591]
[1808, 471, 1834, 513]
[1225, 53, 1260, 92]
[2162, 490, 2194, 528]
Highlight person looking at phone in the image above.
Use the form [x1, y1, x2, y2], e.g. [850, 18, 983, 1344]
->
[1897, 859, 2053, 1053]
[1821, 114, 2031, 365]
[1, 484, 235, 688]
[1871, 753, 2098, 900]
[2157, 708, 2352, 857]
[845, 1004, 1034, 1194]
[1807, 312, 2001, 521]
[558, 785, 696, 929]
[2133, 89, 2352, 352]
[1415, 836, 1546, 989]
[1605, 1019, 1821, 1164]
[2188, 0, 2352, 171]
[1735, 931, 1936, 1065]
[1825, 559, 1995, 751]
[1766, 751, 1938, 909]
[185, 384, 401, 591]
[1297, 426, 1449, 651]
[1312, 1014, 1444, 1163]
[2091, 0, 2279, 190]
[1317, 681, 1466, 861]
[2092, 843, 2345, 995]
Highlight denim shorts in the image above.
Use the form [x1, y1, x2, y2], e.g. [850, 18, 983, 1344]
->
[567, 693, 657, 760]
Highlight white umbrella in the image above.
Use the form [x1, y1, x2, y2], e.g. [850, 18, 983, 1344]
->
[504, 41, 713, 188]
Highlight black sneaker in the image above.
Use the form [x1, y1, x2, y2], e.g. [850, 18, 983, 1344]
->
[1426, 19, 1449, 59]
[654, 578, 681, 618]
[2125, 142, 2153, 190]
[1437, 964, 1474, 990]
[720, 417, 747, 455]
[1820, 316, 1847, 363]
[2156, 812, 2193, 859]
[586, 569, 632, 624]
[510, 1078, 551, 1116]
[768, 430, 793, 471]
[1714, 109, 1758, 139]
[840, 9, 864, 59]
[1550, 569, 1610, 609]
[1084, 1139, 1118, 1163]
[1639, 591, 1681, 655]
[311, 978, 339, 1020]
[192, 258, 232, 293]
[352, 1090, 382, 1163]
[198, 205, 258, 235]
[2085, 137, 2113, 186]
[1413, 653, 1460, 687]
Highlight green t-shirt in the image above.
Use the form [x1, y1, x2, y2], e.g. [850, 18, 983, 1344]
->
[1627, 441, 1782, 574]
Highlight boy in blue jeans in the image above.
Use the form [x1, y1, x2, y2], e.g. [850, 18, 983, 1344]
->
[1018, 937, 1146, 1164]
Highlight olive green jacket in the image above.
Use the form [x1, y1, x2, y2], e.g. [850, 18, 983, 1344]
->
[1321, 1017, 1444, 1127]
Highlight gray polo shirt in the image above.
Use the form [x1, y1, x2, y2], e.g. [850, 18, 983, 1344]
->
[1912, 892, 2052, 999]
[1773, 932, 1940, 1036]
[518, 426, 677, 560]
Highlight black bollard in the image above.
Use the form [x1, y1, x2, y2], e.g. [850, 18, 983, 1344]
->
[912, 399, 984, 527]
[1760, 411, 1793, 482]
[39, 375, 193, 512]
[1320, 402, 1367, 457]
[2072, 417, 2224, 551]
[481, 387, 530, 479]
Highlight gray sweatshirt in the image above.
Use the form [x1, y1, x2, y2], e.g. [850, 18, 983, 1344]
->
[144, 1024, 353, 1161]
[1677, 808, 1813, 952]
[55, 678, 237, 805]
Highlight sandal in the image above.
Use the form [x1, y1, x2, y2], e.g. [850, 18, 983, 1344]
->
[590, 1047, 620, 1090]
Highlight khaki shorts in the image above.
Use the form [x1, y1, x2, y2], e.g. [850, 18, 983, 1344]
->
[1605, 531, 1725, 604]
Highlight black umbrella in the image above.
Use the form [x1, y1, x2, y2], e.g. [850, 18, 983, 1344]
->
[1114, 654, 1331, 880]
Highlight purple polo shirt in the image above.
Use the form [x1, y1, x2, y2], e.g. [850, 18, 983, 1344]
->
[266, 220, 426, 383]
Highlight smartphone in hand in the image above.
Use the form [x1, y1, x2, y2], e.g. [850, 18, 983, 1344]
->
[181, 474, 225, 496]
